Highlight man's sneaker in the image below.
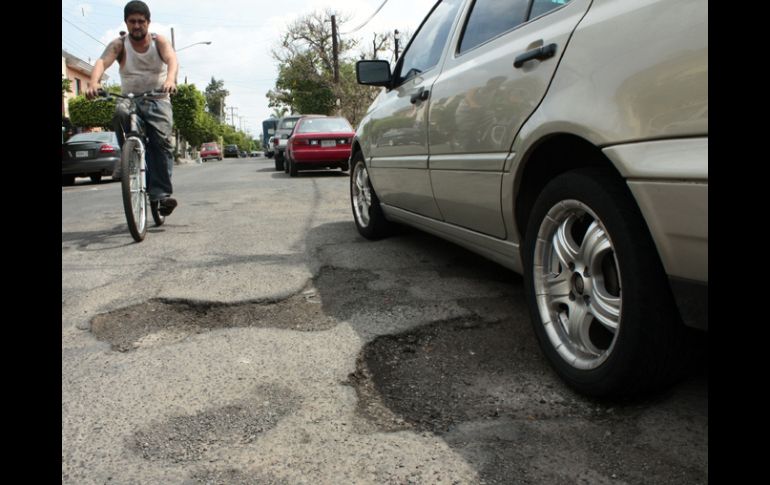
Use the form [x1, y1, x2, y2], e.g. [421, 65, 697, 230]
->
[158, 197, 177, 216]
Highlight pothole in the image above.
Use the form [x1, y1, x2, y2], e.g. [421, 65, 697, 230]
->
[349, 316, 570, 435]
[131, 386, 299, 464]
[91, 287, 335, 352]
[349, 316, 709, 485]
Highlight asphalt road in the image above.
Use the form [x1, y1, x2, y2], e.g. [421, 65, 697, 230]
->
[62, 156, 708, 484]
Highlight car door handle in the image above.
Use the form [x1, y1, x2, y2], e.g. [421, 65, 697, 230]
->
[410, 87, 430, 104]
[513, 43, 557, 68]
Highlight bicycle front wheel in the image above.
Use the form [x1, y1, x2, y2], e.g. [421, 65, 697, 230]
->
[121, 138, 148, 242]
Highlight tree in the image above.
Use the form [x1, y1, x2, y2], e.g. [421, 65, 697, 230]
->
[171, 83, 222, 148]
[271, 52, 336, 115]
[204, 77, 229, 123]
[271, 107, 288, 118]
[67, 84, 122, 129]
[268, 10, 403, 126]
[62, 75, 72, 94]
[273, 10, 357, 77]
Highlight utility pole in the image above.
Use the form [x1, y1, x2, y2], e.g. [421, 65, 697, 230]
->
[394, 29, 400, 60]
[331, 14, 339, 84]
[170, 27, 179, 161]
[228, 107, 238, 129]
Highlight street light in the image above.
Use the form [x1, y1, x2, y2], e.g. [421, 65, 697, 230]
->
[176, 41, 212, 52]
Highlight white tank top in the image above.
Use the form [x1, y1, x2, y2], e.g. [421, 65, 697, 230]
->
[119, 35, 168, 96]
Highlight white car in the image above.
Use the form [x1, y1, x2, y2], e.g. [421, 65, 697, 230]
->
[352, 0, 707, 397]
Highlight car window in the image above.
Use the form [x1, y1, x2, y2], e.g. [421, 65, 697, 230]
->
[396, 0, 464, 85]
[297, 118, 352, 133]
[68, 132, 113, 143]
[530, 0, 570, 19]
[458, 0, 571, 54]
[279, 118, 299, 130]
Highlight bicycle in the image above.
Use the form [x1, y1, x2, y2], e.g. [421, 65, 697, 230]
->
[98, 89, 167, 242]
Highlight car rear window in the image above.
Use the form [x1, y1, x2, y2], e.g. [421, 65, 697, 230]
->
[202, 143, 217, 149]
[297, 118, 353, 133]
[68, 132, 114, 143]
[279, 118, 300, 130]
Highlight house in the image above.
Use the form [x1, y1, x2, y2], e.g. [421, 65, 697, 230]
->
[62, 49, 108, 119]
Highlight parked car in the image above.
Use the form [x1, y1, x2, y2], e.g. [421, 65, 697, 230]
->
[272, 115, 313, 171]
[266, 136, 276, 158]
[284, 116, 355, 176]
[239, 150, 248, 158]
[353, 0, 707, 398]
[224, 144, 239, 158]
[62, 131, 121, 185]
[199, 142, 222, 161]
[250, 150, 259, 157]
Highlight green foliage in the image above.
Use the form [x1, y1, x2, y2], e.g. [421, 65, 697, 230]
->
[205, 77, 229, 122]
[62, 75, 72, 94]
[273, 52, 336, 115]
[68, 95, 116, 129]
[66, 85, 127, 129]
[268, 10, 392, 127]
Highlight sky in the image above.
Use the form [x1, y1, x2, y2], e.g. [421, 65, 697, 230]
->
[62, 0, 436, 139]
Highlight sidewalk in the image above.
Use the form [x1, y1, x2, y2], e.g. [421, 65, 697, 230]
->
[175, 156, 200, 165]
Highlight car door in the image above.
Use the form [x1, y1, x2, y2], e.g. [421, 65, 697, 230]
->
[428, 0, 592, 238]
[365, 0, 464, 219]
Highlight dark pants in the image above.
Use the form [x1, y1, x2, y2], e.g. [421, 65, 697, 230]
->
[113, 98, 174, 201]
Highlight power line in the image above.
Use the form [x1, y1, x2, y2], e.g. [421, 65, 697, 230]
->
[341, 0, 390, 34]
[62, 16, 106, 46]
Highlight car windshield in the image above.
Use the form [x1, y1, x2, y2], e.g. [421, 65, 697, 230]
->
[297, 118, 352, 133]
[68, 132, 114, 143]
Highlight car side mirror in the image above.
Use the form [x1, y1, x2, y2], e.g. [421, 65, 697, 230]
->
[356, 60, 392, 87]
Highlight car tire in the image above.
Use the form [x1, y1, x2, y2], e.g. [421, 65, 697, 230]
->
[341, 161, 350, 172]
[90, 174, 102, 183]
[289, 157, 298, 177]
[275, 154, 284, 171]
[350, 151, 397, 240]
[522, 168, 687, 398]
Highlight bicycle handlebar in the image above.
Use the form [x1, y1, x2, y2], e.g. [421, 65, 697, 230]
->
[96, 89, 170, 100]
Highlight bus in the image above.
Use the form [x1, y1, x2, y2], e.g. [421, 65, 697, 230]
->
[262, 117, 278, 158]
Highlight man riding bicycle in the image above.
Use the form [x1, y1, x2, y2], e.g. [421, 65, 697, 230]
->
[86, 1, 179, 216]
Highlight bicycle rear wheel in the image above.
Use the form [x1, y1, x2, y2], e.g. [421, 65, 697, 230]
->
[121, 138, 148, 242]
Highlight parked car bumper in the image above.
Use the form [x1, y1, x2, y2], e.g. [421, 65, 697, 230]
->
[292, 147, 351, 163]
[62, 156, 120, 177]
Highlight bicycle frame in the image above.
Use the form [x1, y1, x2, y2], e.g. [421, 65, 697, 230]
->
[99, 90, 167, 241]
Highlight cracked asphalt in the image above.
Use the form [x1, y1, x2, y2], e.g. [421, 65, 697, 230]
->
[62, 157, 707, 484]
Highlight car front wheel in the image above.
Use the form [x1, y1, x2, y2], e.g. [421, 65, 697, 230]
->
[523, 168, 686, 397]
[350, 151, 396, 240]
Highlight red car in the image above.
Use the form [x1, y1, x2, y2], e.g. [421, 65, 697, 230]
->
[285, 116, 355, 177]
[199, 142, 223, 161]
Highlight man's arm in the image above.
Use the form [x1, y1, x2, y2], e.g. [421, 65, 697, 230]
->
[85, 39, 123, 98]
[155, 35, 179, 94]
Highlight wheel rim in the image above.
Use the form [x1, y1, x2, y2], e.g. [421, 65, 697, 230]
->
[352, 163, 372, 227]
[533, 200, 622, 370]
[129, 145, 146, 234]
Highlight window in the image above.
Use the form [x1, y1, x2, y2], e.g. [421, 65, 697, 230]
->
[530, 0, 570, 19]
[75, 78, 81, 95]
[297, 118, 352, 134]
[459, 0, 571, 53]
[396, 0, 464, 85]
